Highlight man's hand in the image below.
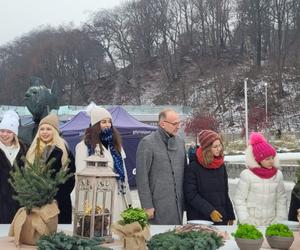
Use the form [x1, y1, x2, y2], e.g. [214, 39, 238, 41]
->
[145, 208, 155, 219]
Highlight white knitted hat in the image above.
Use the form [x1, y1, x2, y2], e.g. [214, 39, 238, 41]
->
[86, 102, 112, 126]
[0, 110, 20, 135]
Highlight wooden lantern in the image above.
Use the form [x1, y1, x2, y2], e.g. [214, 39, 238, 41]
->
[73, 144, 118, 242]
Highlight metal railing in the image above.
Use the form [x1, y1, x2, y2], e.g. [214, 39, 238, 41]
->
[226, 162, 298, 182]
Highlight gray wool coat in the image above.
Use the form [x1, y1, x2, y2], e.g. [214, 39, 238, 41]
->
[136, 128, 186, 225]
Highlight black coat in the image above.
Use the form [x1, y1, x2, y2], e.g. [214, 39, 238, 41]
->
[183, 158, 235, 225]
[0, 141, 27, 223]
[45, 146, 75, 224]
[288, 190, 300, 221]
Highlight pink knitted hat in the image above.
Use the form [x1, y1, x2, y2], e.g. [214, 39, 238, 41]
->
[249, 132, 276, 163]
[198, 130, 220, 149]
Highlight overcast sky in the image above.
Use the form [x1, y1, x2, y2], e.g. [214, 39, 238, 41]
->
[0, 0, 123, 45]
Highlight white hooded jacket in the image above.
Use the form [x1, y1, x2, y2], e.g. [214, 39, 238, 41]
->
[233, 146, 287, 226]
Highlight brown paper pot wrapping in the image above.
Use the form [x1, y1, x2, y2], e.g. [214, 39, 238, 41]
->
[111, 222, 150, 250]
[8, 201, 59, 246]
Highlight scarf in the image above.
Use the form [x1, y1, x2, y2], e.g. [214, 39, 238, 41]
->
[158, 128, 177, 151]
[101, 128, 126, 195]
[87, 128, 126, 194]
[100, 128, 125, 181]
[196, 147, 224, 169]
[250, 166, 278, 179]
[0, 140, 20, 165]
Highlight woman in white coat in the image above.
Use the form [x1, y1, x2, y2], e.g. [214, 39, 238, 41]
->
[75, 105, 132, 222]
[233, 132, 287, 226]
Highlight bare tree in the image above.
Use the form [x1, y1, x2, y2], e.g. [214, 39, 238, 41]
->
[0, 27, 105, 105]
[268, 0, 295, 97]
[237, 0, 271, 66]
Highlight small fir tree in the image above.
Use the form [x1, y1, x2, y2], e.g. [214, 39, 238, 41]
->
[9, 156, 73, 210]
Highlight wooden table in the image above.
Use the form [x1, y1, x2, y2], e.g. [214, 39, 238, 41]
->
[1, 224, 300, 249]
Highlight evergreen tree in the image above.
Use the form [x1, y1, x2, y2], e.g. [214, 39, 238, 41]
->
[9, 157, 73, 210]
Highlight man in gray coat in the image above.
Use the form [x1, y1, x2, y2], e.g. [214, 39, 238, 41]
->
[136, 108, 186, 225]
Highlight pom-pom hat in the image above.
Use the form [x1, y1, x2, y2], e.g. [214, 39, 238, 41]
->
[249, 132, 276, 163]
[86, 102, 112, 126]
[0, 110, 20, 135]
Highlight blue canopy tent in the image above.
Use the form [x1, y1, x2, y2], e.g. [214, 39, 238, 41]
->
[60, 106, 157, 186]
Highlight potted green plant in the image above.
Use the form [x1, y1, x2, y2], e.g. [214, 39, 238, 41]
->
[265, 223, 294, 249]
[231, 224, 263, 250]
[111, 207, 150, 250]
[119, 207, 149, 229]
[8, 157, 73, 246]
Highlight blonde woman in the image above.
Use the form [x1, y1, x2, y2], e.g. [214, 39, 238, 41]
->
[26, 113, 75, 223]
[0, 110, 27, 223]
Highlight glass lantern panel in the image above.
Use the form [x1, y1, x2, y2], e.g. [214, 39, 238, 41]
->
[96, 162, 108, 167]
[75, 191, 114, 237]
[74, 177, 115, 239]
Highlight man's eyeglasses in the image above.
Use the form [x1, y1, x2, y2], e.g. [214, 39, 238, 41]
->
[164, 120, 181, 126]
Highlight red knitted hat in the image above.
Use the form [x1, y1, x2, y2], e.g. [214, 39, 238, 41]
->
[249, 132, 276, 163]
[198, 130, 220, 149]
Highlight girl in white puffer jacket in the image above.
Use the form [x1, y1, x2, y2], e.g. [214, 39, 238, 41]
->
[233, 132, 287, 226]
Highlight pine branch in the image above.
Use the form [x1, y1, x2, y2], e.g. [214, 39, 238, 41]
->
[9, 156, 73, 210]
[37, 232, 111, 250]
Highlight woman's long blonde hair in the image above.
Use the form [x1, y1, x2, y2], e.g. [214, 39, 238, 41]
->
[26, 125, 68, 165]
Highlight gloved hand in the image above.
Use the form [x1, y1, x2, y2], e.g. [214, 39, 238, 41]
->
[210, 210, 223, 222]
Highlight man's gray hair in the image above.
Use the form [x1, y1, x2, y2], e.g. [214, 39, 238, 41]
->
[158, 108, 177, 122]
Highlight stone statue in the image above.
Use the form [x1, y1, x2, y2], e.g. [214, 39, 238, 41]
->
[19, 76, 59, 145]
